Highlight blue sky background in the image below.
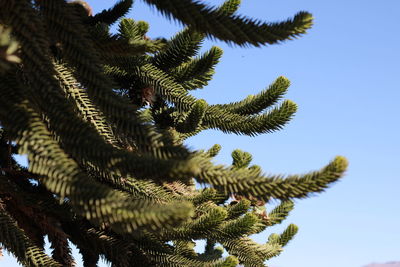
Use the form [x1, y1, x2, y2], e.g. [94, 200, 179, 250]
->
[3, 1, 400, 266]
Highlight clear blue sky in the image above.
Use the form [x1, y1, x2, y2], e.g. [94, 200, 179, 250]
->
[3, 1, 400, 266]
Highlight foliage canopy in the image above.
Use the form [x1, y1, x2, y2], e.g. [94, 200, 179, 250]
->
[0, 0, 347, 266]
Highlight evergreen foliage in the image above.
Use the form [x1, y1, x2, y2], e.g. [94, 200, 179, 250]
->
[0, 0, 347, 266]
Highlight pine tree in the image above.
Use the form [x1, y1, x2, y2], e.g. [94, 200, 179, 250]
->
[0, 0, 347, 266]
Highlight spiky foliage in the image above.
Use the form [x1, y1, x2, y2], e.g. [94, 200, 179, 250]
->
[0, 0, 347, 266]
